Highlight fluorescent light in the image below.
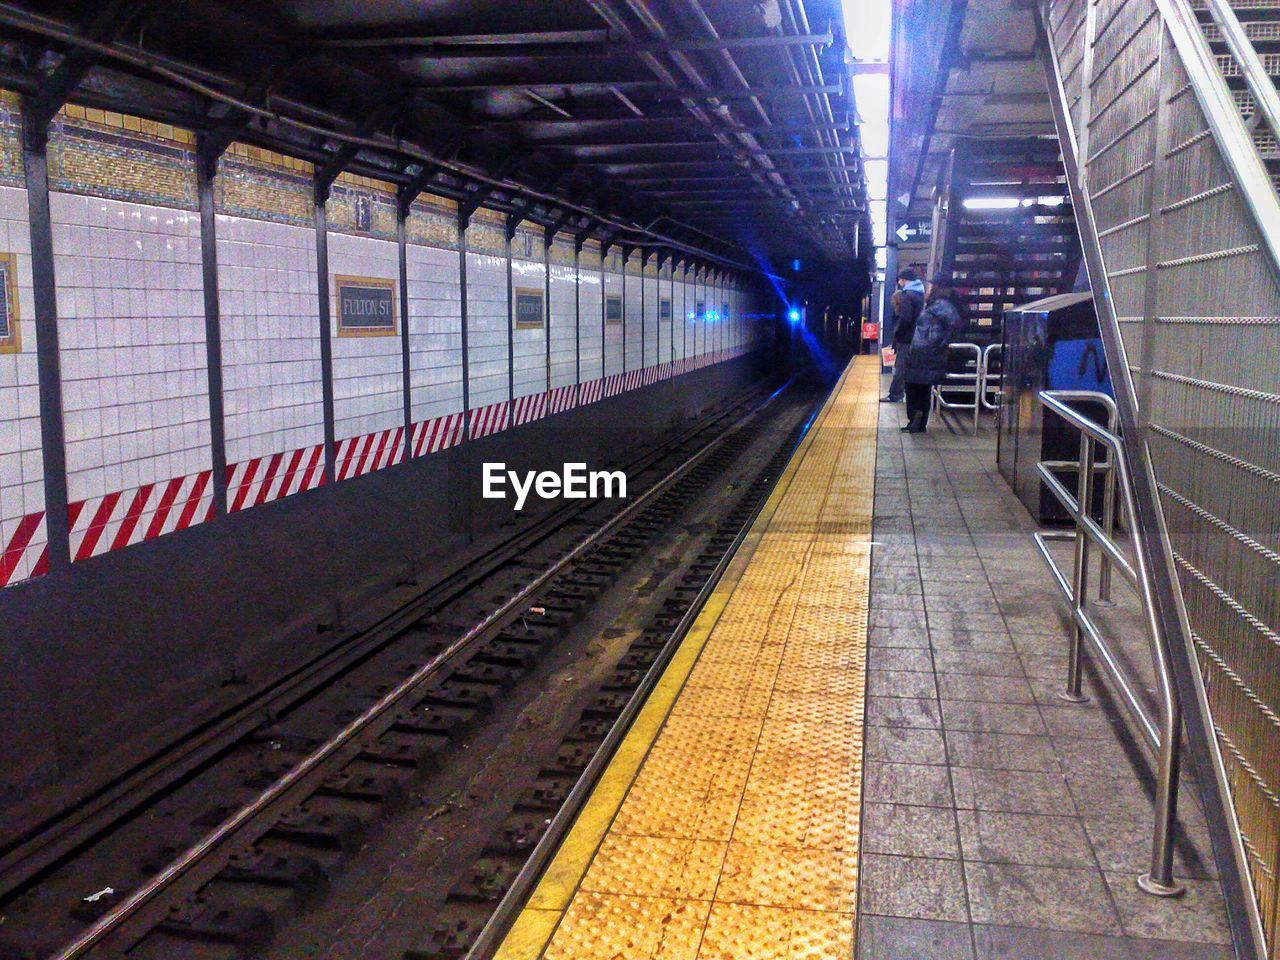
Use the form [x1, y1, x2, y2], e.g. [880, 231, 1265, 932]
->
[859, 122, 888, 158]
[852, 74, 890, 123]
[843, 0, 891, 62]
[875, 247, 888, 269]
[963, 197, 1020, 210]
[864, 159, 887, 201]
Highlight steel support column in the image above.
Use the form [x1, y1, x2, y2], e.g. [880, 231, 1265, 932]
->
[397, 210, 413, 458]
[313, 194, 336, 486]
[195, 151, 228, 516]
[21, 120, 69, 572]
[458, 215, 472, 438]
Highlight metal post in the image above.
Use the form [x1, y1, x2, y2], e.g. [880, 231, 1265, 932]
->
[23, 120, 71, 571]
[1062, 429, 1093, 703]
[195, 153, 228, 516]
[458, 217, 471, 439]
[397, 210, 413, 459]
[313, 196, 336, 486]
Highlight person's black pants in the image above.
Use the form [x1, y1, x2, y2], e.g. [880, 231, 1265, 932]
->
[905, 382, 932, 429]
[886, 344, 909, 400]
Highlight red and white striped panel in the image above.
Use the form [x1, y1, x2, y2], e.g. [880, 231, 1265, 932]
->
[68, 469, 215, 563]
[546, 384, 577, 416]
[227, 442, 326, 513]
[334, 427, 405, 482]
[512, 391, 548, 427]
[625, 368, 644, 392]
[579, 378, 604, 405]
[469, 400, 510, 440]
[604, 372, 626, 398]
[411, 412, 465, 457]
[0, 510, 48, 587]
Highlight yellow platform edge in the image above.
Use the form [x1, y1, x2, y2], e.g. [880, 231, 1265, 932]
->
[494, 355, 875, 960]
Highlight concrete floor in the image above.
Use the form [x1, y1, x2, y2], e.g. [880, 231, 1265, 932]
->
[857, 385, 1232, 960]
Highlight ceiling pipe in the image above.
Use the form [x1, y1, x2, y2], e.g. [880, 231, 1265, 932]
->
[0, 2, 759, 272]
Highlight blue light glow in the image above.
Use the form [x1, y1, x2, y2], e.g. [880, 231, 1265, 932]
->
[788, 309, 801, 323]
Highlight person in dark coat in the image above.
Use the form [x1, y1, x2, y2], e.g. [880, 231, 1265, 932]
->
[902, 276, 967, 433]
[881, 268, 925, 403]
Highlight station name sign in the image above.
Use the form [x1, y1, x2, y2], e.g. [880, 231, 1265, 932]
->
[336, 275, 397, 336]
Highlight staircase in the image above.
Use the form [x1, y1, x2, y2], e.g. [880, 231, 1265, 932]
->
[928, 136, 1083, 344]
[1042, 0, 1280, 955]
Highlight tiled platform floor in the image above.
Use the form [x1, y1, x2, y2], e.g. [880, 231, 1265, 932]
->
[490, 356, 1235, 960]
[859, 379, 1231, 959]
[495, 355, 880, 959]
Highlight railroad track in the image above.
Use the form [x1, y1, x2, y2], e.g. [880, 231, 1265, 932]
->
[0, 378, 826, 960]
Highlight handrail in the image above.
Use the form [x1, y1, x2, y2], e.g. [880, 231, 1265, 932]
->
[1033, 390, 1185, 897]
[979, 343, 1002, 411]
[932, 341, 982, 434]
[1203, 0, 1280, 152]
[1153, 0, 1280, 280]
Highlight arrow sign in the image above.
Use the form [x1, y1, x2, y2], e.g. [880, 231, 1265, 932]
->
[895, 223, 910, 243]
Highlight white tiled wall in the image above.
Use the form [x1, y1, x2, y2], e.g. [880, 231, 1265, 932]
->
[549, 245, 576, 389]
[603, 268, 623, 378]
[465, 230, 509, 411]
[52, 192, 211, 506]
[674, 277, 687, 362]
[406, 241, 463, 423]
[511, 253, 546, 401]
[682, 276, 697, 362]
[217, 216, 323, 465]
[623, 268, 642, 372]
[643, 273, 659, 371]
[578, 262, 603, 384]
[0, 185, 43, 583]
[327, 231, 403, 443]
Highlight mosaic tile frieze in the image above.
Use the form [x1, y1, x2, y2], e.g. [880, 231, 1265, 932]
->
[465, 215, 507, 257]
[407, 196, 460, 251]
[327, 175, 398, 241]
[0, 90, 24, 187]
[47, 109, 197, 210]
[215, 153, 315, 226]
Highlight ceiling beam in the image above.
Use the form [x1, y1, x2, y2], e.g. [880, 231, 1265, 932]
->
[24, 0, 153, 143]
[315, 31, 832, 58]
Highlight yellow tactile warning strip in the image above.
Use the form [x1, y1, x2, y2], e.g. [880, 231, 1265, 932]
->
[496, 355, 878, 960]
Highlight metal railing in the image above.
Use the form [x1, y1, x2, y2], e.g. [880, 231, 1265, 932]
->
[980, 343, 1002, 412]
[930, 341, 1003, 433]
[1032, 390, 1184, 897]
[931, 342, 983, 433]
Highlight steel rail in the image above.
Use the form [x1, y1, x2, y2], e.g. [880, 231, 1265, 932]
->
[1202, 0, 1280, 157]
[0, 374, 772, 902]
[462, 378, 828, 960]
[45, 380, 796, 960]
[1038, 5, 1268, 951]
[1152, 0, 1280, 282]
[1032, 389, 1182, 895]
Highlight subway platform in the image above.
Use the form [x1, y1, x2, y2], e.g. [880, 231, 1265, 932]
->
[490, 356, 1233, 959]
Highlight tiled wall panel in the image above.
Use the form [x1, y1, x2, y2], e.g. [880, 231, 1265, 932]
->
[549, 240, 577, 390]
[52, 192, 212, 561]
[643, 271, 659, 372]
[465, 218, 510, 436]
[623, 267, 642, 373]
[603, 262, 623, 379]
[0, 185, 44, 585]
[578, 249, 603, 387]
[327, 230, 404, 479]
[406, 242, 462, 431]
[217, 215, 325, 509]
[511, 240, 548, 407]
